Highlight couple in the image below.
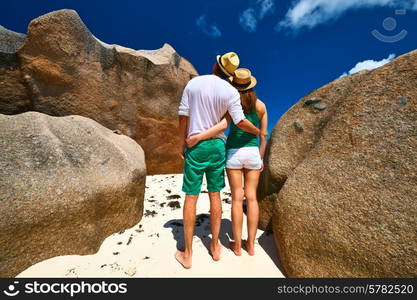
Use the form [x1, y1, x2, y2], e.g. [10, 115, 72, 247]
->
[176, 52, 268, 269]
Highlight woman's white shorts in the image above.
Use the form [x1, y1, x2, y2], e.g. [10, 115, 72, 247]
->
[226, 147, 262, 170]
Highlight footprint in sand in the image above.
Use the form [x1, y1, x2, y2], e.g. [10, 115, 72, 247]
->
[65, 267, 78, 277]
[144, 210, 157, 217]
[124, 267, 136, 277]
[167, 201, 181, 210]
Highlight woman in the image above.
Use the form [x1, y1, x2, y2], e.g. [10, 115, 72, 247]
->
[186, 68, 268, 256]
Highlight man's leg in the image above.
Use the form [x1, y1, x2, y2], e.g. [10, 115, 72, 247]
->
[175, 194, 198, 269]
[178, 142, 206, 269]
[208, 191, 222, 261]
[205, 140, 226, 261]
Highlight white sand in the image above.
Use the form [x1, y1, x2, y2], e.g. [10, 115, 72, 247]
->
[18, 174, 284, 278]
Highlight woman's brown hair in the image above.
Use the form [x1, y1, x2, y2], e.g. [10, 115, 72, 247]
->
[239, 89, 257, 114]
[212, 62, 229, 79]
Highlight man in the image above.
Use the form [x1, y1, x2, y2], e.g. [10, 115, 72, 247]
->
[176, 52, 260, 269]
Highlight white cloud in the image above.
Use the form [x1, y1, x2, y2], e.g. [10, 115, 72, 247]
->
[258, 0, 276, 19]
[340, 53, 395, 77]
[239, 0, 276, 32]
[196, 15, 222, 38]
[276, 0, 417, 32]
[240, 8, 258, 32]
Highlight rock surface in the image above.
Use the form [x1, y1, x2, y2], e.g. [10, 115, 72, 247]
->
[258, 50, 417, 277]
[0, 9, 198, 174]
[0, 112, 146, 277]
[0, 26, 29, 114]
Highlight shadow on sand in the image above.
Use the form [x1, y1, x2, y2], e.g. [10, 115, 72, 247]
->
[257, 231, 286, 276]
[163, 214, 233, 255]
[164, 213, 286, 276]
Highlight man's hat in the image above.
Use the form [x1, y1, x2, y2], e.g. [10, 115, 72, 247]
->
[231, 68, 257, 91]
[216, 52, 240, 77]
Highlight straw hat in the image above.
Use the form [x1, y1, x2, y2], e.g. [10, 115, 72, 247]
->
[216, 52, 240, 77]
[231, 68, 257, 91]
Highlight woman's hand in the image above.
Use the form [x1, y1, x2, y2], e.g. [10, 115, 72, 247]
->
[186, 134, 201, 148]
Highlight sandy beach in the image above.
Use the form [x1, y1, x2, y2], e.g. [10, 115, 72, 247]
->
[18, 174, 284, 278]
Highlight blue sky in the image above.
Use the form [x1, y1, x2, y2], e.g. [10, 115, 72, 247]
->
[1, 0, 417, 131]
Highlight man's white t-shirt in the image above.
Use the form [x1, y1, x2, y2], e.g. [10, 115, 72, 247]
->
[178, 75, 245, 142]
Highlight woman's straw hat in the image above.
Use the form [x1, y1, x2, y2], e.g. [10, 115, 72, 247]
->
[216, 52, 240, 77]
[231, 68, 257, 91]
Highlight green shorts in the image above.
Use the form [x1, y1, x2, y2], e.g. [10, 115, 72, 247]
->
[182, 138, 226, 195]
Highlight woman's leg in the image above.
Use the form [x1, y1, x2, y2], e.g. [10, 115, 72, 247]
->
[243, 169, 260, 256]
[226, 168, 244, 256]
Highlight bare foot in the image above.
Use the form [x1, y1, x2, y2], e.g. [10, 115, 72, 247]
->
[175, 250, 192, 269]
[210, 241, 222, 261]
[244, 240, 255, 256]
[229, 241, 242, 256]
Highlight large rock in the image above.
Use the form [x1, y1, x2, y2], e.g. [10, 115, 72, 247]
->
[0, 9, 198, 174]
[0, 26, 29, 114]
[259, 50, 417, 277]
[0, 112, 146, 277]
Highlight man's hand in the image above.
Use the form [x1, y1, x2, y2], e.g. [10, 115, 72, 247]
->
[186, 135, 201, 148]
[178, 143, 186, 160]
[178, 116, 188, 160]
[237, 119, 261, 136]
